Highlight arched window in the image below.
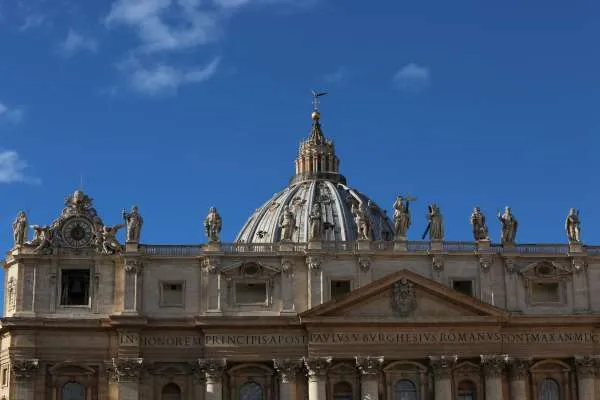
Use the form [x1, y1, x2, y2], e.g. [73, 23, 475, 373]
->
[61, 382, 85, 400]
[239, 381, 264, 400]
[457, 380, 476, 400]
[539, 379, 560, 400]
[333, 381, 353, 400]
[162, 383, 182, 400]
[394, 379, 417, 400]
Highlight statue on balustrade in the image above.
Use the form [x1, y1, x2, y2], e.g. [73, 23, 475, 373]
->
[12, 211, 28, 247]
[204, 207, 222, 243]
[423, 204, 444, 240]
[308, 204, 323, 241]
[122, 205, 143, 243]
[352, 202, 372, 240]
[393, 195, 413, 239]
[565, 208, 581, 243]
[470, 207, 489, 241]
[279, 205, 296, 241]
[497, 206, 518, 245]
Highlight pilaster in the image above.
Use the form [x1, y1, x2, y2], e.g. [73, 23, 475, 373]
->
[356, 356, 384, 400]
[202, 257, 222, 314]
[121, 258, 143, 314]
[575, 356, 598, 400]
[281, 259, 296, 313]
[11, 358, 39, 400]
[306, 256, 324, 307]
[105, 358, 143, 400]
[481, 355, 507, 400]
[507, 357, 530, 400]
[274, 359, 303, 400]
[304, 357, 331, 400]
[198, 358, 227, 400]
[429, 355, 457, 400]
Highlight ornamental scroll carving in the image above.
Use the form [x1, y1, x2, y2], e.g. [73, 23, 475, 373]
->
[391, 278, 416, 317]
[479, 254, 494, 272]
[124, 259, 143, 275]
[480, 354, 508, 378]
[273, 359, 303, 383]
[197, 358, 227, 383]
[105, 358, 143, 382]
[303, 357, 332, 378]
[355, 356, 384, 375]
[11, 359, 39, 380]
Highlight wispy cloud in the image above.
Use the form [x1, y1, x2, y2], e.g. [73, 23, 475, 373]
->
[0, 150, 40, 184]
[128, 58, 220, 95]
[324, 67, 348, 84]
[393, 62, 430, 92]
[59, 29, 98, 57]
[19, 13, 46, 31]
[0, 102, 24, 124]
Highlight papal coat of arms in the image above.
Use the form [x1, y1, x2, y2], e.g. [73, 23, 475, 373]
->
[391, 278, 416, 317]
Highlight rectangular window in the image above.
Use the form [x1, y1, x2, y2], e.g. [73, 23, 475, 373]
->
[532, 282, 560, 303]
[330, 280, 351, 300]
[60, 269, 91, 306]
[2, 367, 7, 386]
[235, 282, 267, 304]
[160, 282, 184, 307]
[452, 280, 474, 296]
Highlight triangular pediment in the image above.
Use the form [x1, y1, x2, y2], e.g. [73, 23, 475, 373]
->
[301, 269, 506, 320]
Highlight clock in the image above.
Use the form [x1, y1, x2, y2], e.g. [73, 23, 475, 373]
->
[61, 217, 95, 248]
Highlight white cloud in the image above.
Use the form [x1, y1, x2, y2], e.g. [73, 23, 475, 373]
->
[129, 57, 220, 95]
[59, 29, 98, 56]
[393, 63, 430, 92]
[0, 150, 40, 184]
[324, 67, 347, 84]
[19, 13, 46, 31]
[0, 102, 24, 124]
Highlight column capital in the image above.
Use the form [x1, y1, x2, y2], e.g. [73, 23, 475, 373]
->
[574, 356, 599, 378]
[481, 354, 508, 378]
[273, 359, 303, 383]
[105, 357, 143, 383]
[303, 357, 332, 379]
[429, 355, 457, 379]
[198, 358, 227, 383]
[202, 257, 221, 274]
[10, 358, 39, 381]
[355, 356, 384, 375]
[123, 258, 143, 275]
[507, 357, 531, 380]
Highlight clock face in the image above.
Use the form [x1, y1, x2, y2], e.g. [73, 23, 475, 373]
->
[61, 217, 94, 248]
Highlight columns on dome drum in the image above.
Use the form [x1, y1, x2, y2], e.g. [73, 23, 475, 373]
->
[481, 355, 508, 400]
[575, 356, 598, 400]
[274, 359, 303, 400]
[356, 356, 384, 400]
[304, 357, 331, 400]
[198, 358, 227, 400]
[429, 355, 457, 400]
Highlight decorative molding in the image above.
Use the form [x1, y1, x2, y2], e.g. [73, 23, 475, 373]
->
[6, 277, 16, 312]
[10, 359, 39, 381]
[480, 354, 508, 378]
[281, 259, 295, 277]
[124, 258, 143, 275]
[429, 355, 457, 379]
[391, 278, 416, 317]
[357, 256, 372, 272]
[431, 255, 444, 274]
[202, 257, 221, 274]
[355, 356, 384, 375]
[105, 358, 143, 382]
[273, 359, 303, 383]
[572, 258, 587, 274]
[504, 258, 517, 274]
[303, 357, 332, 379]
[479, 254, 494, 272]
[197, 358, 227, 382]
[306, 256, 323, 270]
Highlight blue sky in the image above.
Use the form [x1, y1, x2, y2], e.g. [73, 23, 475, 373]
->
[1, 0, 600, 257]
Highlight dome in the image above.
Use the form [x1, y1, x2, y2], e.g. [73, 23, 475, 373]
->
[236, 103, 393, 243]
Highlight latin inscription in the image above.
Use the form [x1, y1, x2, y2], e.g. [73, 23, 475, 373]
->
[205, 334, 307, 346]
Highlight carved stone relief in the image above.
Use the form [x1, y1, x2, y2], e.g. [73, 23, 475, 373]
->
[391, 279, 416, 317]
[306, 256, 323, 270]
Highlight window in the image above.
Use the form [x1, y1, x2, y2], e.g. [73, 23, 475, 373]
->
[457, 380, 476, 400]
[61, 382, 85, 400]
[532, 283, 560, 303]
[331, 280, 351, 300]
[235, 282, 267, 305]
[160, 282, 184, 307]
[162, 383, 182, 400]
[539, 379, 560, 400]
[394, 379, 417, 400]
[239, 381, 263, 400]
[452, 280, 473, 296]
[1, 367, 7, 386]
[333, 381, 353, 400]
[60, 269, 90, 306]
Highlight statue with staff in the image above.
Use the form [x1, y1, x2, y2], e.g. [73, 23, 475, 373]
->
[393, 195, 415, 240]
[565, 208, 581, 243]
[422, 203, 444, 240]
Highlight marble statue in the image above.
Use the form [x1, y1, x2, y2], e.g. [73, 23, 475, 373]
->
[308, 204, 323, 241]
[424, 204, 444, 240]
[470, 207, 489, 241]
[279, 206, 296, 241]
[352, 203, 372, 240]
[97, 224, 125, 255]
[30, 225, 53, 254]
[393, 196, 412, 239]
[12, 211, 28, 247]
[204, 207, 222, 243]
[122, 206, 143, 243]
[565, 208, 581, 243]
[497, 206, 518, 245]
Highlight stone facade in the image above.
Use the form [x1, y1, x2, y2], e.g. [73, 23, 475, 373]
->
[2, 109, 600, 400]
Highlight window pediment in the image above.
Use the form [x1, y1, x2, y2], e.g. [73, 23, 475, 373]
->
[520, 261, 572, 282]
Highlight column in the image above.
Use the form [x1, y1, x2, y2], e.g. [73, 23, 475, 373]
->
[11, 358, 39, 400]
[481, 355, 507, 400]
[429, 355, 457, 400]
[274, 359, 303, 400]
[122, 259, 143, 313]
[281, 260, 296, 313]
[198, 358, 227, 400]
[575, 356, 597, 400]
[106, 358, 143, 400]
[356, 356, 384, 400]
[307, 256, 324, 307]
[507, 358, 530, 400]
[304, 357, 332, 400]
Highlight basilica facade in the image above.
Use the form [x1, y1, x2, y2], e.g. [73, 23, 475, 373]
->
[2, 107, 600, 400]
